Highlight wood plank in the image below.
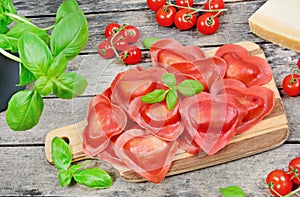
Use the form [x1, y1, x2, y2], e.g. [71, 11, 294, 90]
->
[0, 144, 298, 196]
[44, 42, 289, 182]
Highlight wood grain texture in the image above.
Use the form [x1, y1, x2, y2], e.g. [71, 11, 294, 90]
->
[44, 42, 289, 183]
[0, 0, 298, 196]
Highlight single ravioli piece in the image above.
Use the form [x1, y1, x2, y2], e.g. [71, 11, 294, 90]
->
[248, 0, 300, 52]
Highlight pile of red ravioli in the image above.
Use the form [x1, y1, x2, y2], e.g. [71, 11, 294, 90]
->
[82, 39, 275, 183]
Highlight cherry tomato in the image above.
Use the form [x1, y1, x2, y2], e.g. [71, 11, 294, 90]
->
[147, 0, 166, 11]
[297, 57, 300, 70]
[97, 39, 115, 59]
[175, 0, 194, 8]
[110, 31, 128, 51]
[124, 25, 140, 43]
[174, 9, 197, 31]
[196, 13, 219, 35]
[104, 23, 120, 38]
[204, 0, 225, 17]
[282, 73, 300, 96]
[288, 157, 300, 184]
[121, 46, 142, 65]
[266, 169, 293, 197]
[156, 5, 177, 27]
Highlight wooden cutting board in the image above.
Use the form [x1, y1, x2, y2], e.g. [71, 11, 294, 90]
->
[45, 41, 289, 182]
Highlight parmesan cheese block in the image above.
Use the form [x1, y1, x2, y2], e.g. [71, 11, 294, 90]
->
[248, 0, 300, 52]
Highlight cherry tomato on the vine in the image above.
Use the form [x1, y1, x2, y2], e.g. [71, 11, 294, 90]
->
[282, 73, 300, 97]
[104, 23, 120, 38]
[124, 25, 140, 43]
[196, 13, 219, 35]
[121, 45, 142, 65]
[288, 157, 300, 184]
[266, 169, 293, 197]
[204, 0, 225, 17]
[98, 39, 115, 59]
[176, 0, 194, 8]
[147, 0, 166, 11]
[174, 9, 197, 31]
[110, 31, 128, 51]
[156, 5, 177, 27]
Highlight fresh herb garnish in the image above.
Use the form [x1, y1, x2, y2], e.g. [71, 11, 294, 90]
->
[141, 73, 203, 110]
[52, 137, 113, 189]
[143, 37, 161, 49]
[0, 0, 89, 131]
[219, 186, 246, 197]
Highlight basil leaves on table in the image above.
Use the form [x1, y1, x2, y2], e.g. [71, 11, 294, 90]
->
[0, 0, 89, 131]
[52, 137, 113, 189]
[142, 73, 204, 110]
[220, 186, 246, 197]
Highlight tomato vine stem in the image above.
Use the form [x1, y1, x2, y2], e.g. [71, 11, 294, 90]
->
[166, 0, 227, 15]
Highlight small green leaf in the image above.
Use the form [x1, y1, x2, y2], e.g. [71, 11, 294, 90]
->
[162, 73, 176, 87]
[6, 90, 44, 131]
[52, 137, 72, 171]
[141, 89, 167, 104]
[177, 80, 203, 97]
[220, 186, 246, 197]
[50, 10, 88, 60]
[55, 0, 79, 23]
[73, 168, 113, 189]
[58, 170, 72, 187]
[53, 72, 88, 99]
[18, 32, 53, 78]
[69, 163, 88, 174]
[166, 89, 178, 110]
[18, 63, 35, 86]
[143, 37, 160, 49]
[47, 53, 67, 77]
[34, 76, 53, 96]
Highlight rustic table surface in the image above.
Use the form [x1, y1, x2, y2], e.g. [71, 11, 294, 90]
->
[1, 0, 300, 196]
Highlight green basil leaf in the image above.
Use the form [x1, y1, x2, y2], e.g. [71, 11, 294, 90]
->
[177, 80, 203, 97]
[0, 0, 17, 30]
[18, 32, 53, 78]
[52, 137, 72, 171]
[55, 0, 79, 23]
[143, 37, 160, 49]
[141, 89, 167, 104]
[50, 10, 88, 61]
[220, 186, 246, 197]
[69, 163, 86, 175]
[162, 73, 176, 87]
[6, 90, 44, 131]
[58, 170, 72, 187]
[6, 22, 50, 47]
[18, 63, 35, 86]
[34, 76, 53, 96]
[166, 89, 178, 110]
[73, 168, 113, 189]
[53, 72, 88, 99]
[47, 53, 67, 77]
[0, 34, 13, 51]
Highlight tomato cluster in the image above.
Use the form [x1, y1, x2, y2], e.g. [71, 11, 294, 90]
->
[266, 157, 300, 196]
[147, 0, 225, 35]
[282, 58, 300, 96]
[97, 23, 142, 65]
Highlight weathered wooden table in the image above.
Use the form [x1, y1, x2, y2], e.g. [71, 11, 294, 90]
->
[1, 0, 300, 196]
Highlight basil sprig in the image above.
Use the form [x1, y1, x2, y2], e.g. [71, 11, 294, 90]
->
[1, 0, 89, 131]
[220, 186, 246, 197]
[52, 137, 113, 188]
[141, 73, 203, 110]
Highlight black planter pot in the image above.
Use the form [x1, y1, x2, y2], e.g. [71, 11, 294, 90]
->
[0, 54, 25, 112]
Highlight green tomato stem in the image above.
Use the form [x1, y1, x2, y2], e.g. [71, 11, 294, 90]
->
[109, 25, 127, 65]
[0, 48, 22, 63]
[166, 1, 227, 15]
